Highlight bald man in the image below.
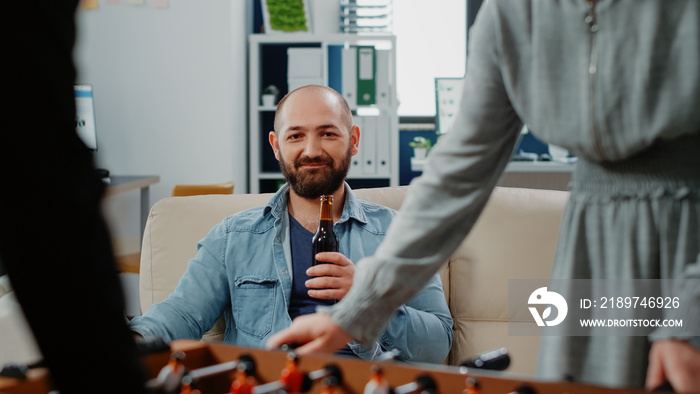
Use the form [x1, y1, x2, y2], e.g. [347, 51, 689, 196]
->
[129, 85, 453, 363]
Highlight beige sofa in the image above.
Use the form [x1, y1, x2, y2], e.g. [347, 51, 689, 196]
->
[139, 186, 569, 375]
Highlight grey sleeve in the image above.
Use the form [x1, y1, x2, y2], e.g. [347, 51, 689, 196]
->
[323, 1, 524, 345]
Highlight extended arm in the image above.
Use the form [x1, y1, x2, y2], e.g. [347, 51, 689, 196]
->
[129, 223, 230, 341]
[307, 252, 452, 363]
[322, 0, 521, 347]
[268, 1, 520, 353]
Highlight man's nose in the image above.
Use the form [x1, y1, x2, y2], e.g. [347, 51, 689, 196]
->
[302, 136, 323, 157]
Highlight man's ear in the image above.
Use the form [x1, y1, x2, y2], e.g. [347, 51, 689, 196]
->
[269, 131, 280, 161]
[350, 124, 360, 156]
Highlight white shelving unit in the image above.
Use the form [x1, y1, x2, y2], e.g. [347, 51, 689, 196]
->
[248, 33, 398, 193]
[410, 158, 575, 191]
[411, 158, 576, 173]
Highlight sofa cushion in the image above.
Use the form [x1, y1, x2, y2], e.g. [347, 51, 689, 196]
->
[444, 187, 569, 374]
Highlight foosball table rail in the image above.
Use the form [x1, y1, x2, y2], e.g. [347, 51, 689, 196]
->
[0, 339, 646, 394]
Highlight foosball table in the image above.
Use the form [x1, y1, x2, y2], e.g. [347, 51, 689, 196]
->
[0, 339, 646, 394]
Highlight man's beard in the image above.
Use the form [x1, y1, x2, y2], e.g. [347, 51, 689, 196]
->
[279, 146, 352, 199]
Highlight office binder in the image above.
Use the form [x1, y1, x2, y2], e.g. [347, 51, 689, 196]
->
[287, 47, 323, 77]
[288, 47, 323, 92]
[361, 115, 377, 174]
[342, 47, 357, 110]
[356, 46, 376, 105]
[375, 115, 391, 176]
[328, 45, 343, 94]
[375, 49, 391, 108]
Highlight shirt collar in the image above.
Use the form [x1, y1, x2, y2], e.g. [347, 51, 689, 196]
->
[263, 182, 368, 225]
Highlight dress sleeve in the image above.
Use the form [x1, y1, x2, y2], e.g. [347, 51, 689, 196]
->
[649, 254, 700, 349]
[322, 0, 525, 345]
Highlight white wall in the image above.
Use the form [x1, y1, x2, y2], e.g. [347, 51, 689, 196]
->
[74, 1, 250, 246]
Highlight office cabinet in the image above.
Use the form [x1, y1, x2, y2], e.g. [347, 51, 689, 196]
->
[248, 34, 398, 193]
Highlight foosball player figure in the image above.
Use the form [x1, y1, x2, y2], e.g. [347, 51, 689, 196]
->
[150, 351, 188, 394]
[179, 376, 202, 394]
[280, 352, 306, 393]
[364, 365, 391, 394]
[508, 384, 537, 394]
[463, 377, 480, 394]
[229, 359, 257, 394]
[320, 375, 342, 394]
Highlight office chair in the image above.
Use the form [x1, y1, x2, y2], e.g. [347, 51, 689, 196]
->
[171, 181, 234, 197]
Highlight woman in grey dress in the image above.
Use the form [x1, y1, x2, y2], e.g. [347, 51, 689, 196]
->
[269, 0, 700, 390]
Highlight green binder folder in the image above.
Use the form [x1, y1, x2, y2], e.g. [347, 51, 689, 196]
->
[356, 46, 376, 105]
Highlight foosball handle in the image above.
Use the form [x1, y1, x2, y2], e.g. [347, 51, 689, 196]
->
[393, 374, 437, 394]
[305, 363, 342, 392]
[459, 347, 510, 371]
[187, 354, 256, 383]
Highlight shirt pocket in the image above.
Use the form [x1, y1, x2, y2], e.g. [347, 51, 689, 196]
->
[233, 276, 278, 338]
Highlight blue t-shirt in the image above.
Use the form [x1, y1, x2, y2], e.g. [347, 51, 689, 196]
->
[287, 214, 334, 320]
[287, 214, 354, 357]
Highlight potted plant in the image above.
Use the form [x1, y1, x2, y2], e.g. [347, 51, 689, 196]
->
[409, 136, 432, 160]
[261, 85, 279, 107]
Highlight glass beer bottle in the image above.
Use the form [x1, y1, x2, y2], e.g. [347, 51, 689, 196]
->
[312, 195, 338, 265]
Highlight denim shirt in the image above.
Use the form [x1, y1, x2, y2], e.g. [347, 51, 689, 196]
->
[129, 184, 453, 363]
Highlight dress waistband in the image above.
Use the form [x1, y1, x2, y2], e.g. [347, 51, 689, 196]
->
[571, 134, 700, 195]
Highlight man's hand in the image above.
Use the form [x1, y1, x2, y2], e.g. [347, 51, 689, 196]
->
[306, 252, 355, 300]
[266, 312, 353, 355]
[646, 339, 700, 391]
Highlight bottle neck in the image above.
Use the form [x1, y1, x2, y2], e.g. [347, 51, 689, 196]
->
[319, 195, 334, 223]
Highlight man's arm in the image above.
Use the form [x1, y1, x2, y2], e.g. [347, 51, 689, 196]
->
[375, 273, 452, 363]
[130, 223, 230, 341]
